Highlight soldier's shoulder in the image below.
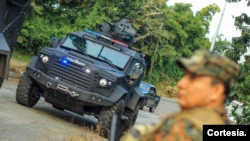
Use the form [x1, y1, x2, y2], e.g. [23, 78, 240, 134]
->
[162, 114, 199, 130]
[176, 108, 225, 130]
[156, 116, 202, 141]
[120, 115, 202, 141]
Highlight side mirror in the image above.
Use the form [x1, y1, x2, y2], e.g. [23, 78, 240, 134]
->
[49, 37, 59, 48]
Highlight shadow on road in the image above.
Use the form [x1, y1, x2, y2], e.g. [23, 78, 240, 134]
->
[33, 100, 97, 129]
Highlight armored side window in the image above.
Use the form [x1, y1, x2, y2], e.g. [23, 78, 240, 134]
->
[127, 62, 145, 85]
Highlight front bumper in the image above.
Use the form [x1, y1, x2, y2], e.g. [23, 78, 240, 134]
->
[26, 65, 115, 106]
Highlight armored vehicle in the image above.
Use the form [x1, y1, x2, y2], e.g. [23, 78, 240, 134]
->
[0, 0, 31, 88]
[16, 18, 147, 138]
[139, 81, 161, 113]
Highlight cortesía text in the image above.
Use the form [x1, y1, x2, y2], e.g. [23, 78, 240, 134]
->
[207, 129, 246, 136]
[203, 125, 249, 141]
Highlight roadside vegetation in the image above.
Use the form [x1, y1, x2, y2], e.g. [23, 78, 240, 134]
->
[11, 0, 250, 125]
[10, 50, 30, 75]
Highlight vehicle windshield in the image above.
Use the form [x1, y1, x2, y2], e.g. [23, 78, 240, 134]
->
[61, 34, 130, 69]
[139, 82, 151, 92]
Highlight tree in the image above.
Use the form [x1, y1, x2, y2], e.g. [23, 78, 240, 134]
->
[133, 1, 219, 84]
[133, 0, 176, 82]
[226, 0, 250, 124]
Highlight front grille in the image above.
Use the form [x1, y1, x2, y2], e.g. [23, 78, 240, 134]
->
[49, 60, 92, 90]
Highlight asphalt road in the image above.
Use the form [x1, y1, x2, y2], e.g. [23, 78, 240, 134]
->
[0, 79, 180, 141]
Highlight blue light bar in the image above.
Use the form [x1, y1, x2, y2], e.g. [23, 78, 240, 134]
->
[86, 29, 102, 37]
[86, 29, 128, 47]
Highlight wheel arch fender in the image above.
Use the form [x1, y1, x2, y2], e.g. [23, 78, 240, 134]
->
[126, 87, 145, 110]
[27, 56, 38, 68]
[109, 85, 128, 104]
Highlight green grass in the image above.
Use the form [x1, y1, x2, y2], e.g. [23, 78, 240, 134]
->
[12, 50, 33, 63]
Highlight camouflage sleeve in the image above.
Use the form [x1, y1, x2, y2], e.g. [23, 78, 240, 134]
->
[152, 117, 202, 141]
[121, 117, 202, 141]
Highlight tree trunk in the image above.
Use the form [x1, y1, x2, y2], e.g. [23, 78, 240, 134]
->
[148, 23, 162, 78]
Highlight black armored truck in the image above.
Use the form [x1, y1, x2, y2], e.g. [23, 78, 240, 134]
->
[16, 18, 147, 138]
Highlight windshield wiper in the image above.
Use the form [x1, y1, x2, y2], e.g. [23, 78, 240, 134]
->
[61, 45, 90, 57]
[72, 43, 90, 57]
[98, 55, 117, 69]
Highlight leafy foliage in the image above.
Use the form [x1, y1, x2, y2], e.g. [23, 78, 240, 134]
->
[225, 0, 250, 124]
[133, 1, 219, 84]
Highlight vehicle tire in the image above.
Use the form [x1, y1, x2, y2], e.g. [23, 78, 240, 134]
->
[149, 103, 157, 113]
[139, 105, 144, 110]
[16, 72, 40, 107]
[139, 99, 146, 110]
[0, 78, 4, 88]
[96, 99, 125, 139]
[123, 105, 139, 131]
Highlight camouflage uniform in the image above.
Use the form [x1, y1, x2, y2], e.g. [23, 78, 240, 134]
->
[121, 50, 239, 141]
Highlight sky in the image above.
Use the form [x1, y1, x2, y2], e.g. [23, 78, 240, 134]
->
[167, 0, 250, 41]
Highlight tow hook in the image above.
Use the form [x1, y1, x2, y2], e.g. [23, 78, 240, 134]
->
[46, 82, 52, 88]
[56, 84, 79, 97]
[68, 91, 79, 97]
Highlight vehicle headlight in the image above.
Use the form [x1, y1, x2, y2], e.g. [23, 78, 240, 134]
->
[40, 55, 49, 63]
[99, 78, 108, 86]
[99, 78, 113, 87]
